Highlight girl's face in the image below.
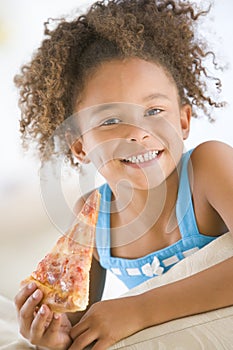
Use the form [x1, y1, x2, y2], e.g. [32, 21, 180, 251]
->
[72, 58, 191, 191]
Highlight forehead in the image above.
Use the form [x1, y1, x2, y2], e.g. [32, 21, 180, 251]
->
[75, 58, 179, 112]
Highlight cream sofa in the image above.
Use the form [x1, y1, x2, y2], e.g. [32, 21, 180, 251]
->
[1, 232, 233, 349]
[109, 232, 233, 350]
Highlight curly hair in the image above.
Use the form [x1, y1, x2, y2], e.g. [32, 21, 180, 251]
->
[15, 0, 225, 165]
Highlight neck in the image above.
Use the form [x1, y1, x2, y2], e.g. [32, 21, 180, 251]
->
[109, 167, 180, 247]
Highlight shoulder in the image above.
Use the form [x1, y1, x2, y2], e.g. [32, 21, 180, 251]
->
[190, 140, 233, 180]
[191, 140, 233, 160]
[189, 141, 233, 233]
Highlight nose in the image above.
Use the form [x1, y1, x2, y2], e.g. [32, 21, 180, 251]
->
[126, 126, 150, 143]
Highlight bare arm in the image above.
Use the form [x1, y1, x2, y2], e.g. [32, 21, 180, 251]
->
[138, 255, 233, 328]
[68, 250, 233, 350]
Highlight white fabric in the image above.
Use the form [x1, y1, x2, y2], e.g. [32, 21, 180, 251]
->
[0, 295, 35, 349]
[0, 232, 233, 349]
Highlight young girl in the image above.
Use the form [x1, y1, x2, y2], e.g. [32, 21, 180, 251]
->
[14, 0, 233, 349]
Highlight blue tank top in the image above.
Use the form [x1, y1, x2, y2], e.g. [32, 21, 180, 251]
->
[95, 150, 217, 289]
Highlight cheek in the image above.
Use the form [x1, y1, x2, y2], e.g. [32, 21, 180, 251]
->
[83, 133, 120, 170]
[150, 117, 184, 148]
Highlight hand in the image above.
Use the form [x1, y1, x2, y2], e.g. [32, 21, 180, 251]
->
[69, 296, 142, 350]
[14, 282, 72, 350]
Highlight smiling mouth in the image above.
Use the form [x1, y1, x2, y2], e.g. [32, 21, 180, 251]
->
[121, 150, 163, 164]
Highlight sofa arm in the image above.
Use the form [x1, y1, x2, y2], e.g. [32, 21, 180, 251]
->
[109, 232, 233, 350]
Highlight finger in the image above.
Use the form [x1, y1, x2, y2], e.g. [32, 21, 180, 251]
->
[69, 329, 98, 350]
[19, 289, 44, 333]
[29, 305, 52, 343]
[14, 282, 37, 311]
[44, 312, 62, 336]
[92, 339, 113, 350]
[70, 320, 89, 339]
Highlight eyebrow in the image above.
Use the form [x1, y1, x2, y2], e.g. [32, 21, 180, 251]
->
[83, 94, 170, 115]
[89, 104, 116, 114]
[79, 93, 171, 118]
[142, 93, 171, 102]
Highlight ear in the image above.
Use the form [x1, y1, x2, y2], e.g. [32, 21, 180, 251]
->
[180, 104, 192, 140]
[66, 132, 90, 164]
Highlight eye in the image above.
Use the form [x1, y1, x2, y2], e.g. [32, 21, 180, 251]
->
[101, 117, 122, 126]
[144, 108, 163, 117]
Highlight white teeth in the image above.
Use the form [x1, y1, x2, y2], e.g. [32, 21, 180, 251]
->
[124, 150, 160, 163]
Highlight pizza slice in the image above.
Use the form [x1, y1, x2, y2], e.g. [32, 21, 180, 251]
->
[21, 190, 101, 313]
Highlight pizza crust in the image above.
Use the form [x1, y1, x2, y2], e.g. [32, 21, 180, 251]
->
[21, 276, 87, 313]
